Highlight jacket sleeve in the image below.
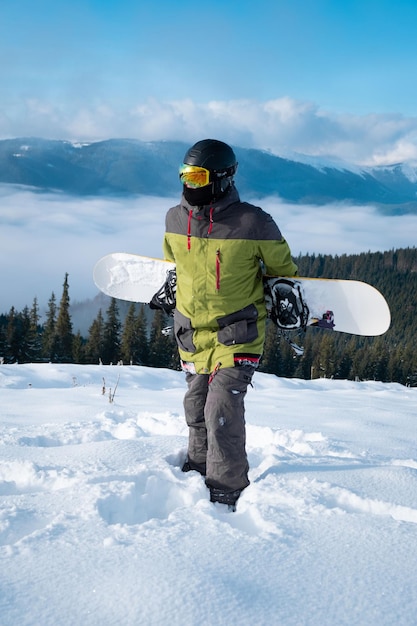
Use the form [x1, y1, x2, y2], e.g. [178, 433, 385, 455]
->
[259, 238, 298, 276]
[163, 234, 175, 263]
[258, 214, 298, 276]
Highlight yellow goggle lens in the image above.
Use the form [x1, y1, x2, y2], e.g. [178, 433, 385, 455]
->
[179, 164, 211, 188]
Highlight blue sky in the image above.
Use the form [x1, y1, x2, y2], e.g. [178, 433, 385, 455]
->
[2, 0, 417, 163]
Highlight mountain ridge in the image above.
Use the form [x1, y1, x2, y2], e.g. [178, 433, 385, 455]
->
[1, 137, 417, 213]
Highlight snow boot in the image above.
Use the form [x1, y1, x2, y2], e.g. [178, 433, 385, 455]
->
[209, 487, 242, 512]
[181, 457, 206, 476]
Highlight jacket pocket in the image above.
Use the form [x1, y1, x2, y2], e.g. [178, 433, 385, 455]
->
[217, 304, 259, 346]
[174, 309, 196, 353]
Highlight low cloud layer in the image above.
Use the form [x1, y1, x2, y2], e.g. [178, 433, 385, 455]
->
[1, 187, 416, 312]
[1, 98, 417, 166]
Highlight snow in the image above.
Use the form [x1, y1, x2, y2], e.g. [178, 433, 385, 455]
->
[277, 149, 368, 176]
[1, 363, 417, 626]
[376, 161, 417, 184]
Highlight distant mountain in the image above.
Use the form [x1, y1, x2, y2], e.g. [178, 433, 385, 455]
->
[1, 137, 417, 213]
[69, 293, 153, 337]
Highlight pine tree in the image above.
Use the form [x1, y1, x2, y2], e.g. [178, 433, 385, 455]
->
[120, 303, 138, 364]
[55, 273, 74, 362]
[135, 305, 149, 365]
[313, 334, 335, 378]
[4, 306, 37, 363]
[349, 344, 367, 381]
[28, 298, 42, 362]
[120, 304, 150, 365]
[85, 309, 104, 364]
[259, 321, 281, 374]
[367, 338, 389, 382]
[18, 306, 32, 362]
[102, 298, 121, 364]
[42, 292, 58, 361]
[277, 339, 297, 378]
[294, 334, 314, 379]
[6, 307, 19, 362]
[148, 310, 177, 368]
[0, 317, 6, 362]
[72, 331, 85, 364]
[336, 337, 356, 380]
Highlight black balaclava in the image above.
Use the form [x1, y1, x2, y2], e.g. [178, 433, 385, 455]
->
[183, 178, 233, 206]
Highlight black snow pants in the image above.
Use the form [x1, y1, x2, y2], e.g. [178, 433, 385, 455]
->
[183, 365, 255, 493]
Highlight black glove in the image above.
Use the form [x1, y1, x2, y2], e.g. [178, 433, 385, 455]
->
[149, 269, 177, 315]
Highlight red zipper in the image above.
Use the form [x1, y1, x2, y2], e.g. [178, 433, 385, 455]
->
[207, 206, 214, 235]
[187, 209, 193, 250]
[208, 361, 222, 384]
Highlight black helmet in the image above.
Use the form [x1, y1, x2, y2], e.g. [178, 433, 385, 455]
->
[180, 139, 238, 205]
[183, 139, 238, 175]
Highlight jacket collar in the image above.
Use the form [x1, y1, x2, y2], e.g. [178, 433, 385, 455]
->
[181, 185, 240, 216]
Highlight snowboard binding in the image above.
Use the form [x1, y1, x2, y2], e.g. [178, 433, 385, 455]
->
[150, 268, 177, 315]
[264, 277, 310, 331]
[264, 277, 310, 356]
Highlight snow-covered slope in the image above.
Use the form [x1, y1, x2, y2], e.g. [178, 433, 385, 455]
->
[1, 363, 417, 626]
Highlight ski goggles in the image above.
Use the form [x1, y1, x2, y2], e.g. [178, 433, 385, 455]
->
[179, 164, 211, 188]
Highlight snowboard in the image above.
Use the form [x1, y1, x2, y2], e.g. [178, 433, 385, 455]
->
[93, 253, 391, 337]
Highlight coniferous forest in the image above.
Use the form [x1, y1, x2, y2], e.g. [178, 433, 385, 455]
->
[1, 248, 416, 386]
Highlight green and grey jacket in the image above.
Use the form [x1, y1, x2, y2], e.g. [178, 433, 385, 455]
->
[163, 186, 297, 374]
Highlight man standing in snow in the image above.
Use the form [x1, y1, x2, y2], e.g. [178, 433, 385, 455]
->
[160, 139, 297, 509]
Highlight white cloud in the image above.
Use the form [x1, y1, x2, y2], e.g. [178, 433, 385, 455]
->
[2, 97, 417, 166]
[0, 189, 175, 312]
[1, 188, 417, 313]
[263, 199, 417, 256]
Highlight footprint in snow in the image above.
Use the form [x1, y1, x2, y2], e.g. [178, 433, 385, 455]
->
[96, 467, 205, 526]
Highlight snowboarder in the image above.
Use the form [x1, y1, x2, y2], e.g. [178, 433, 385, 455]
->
[161, 139, 297, 508]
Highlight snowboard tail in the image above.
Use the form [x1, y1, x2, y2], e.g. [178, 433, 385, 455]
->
[93, 253, 391, 337]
